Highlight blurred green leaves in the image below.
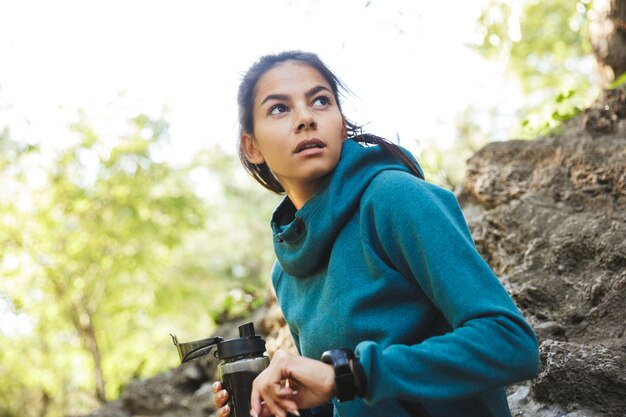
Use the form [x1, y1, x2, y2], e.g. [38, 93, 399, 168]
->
[475, 0, 594, 94]
[474, 0, 600, 137]
[0, 111, 277, 417]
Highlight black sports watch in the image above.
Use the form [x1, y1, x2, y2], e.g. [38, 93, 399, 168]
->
[321, 348, 356, 402]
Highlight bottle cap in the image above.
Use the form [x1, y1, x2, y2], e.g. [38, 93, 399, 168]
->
[217, 322, 266, 360]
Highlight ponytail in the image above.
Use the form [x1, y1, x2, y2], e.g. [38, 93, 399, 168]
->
[346, 121, 424, 180]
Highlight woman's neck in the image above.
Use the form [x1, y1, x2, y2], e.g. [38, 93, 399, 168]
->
[283, 181, 321, 210]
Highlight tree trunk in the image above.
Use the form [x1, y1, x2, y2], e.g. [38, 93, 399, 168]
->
[590, 0, 626, 84]
[78, 311, 107, 404]
[50, 278, 108, 404]
[39, 391, 50, 417]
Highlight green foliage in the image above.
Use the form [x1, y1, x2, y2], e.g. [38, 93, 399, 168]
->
[210, 286, 267, 325]
[476, 0, 594, 93]
[475, 0, 600, 137]
[609, 72, 626, 89]
[0, 112, 278, 417]
[519, 88, 584, 137]
[418, 0, 603, 187]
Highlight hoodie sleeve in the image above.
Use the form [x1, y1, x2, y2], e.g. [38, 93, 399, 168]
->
[355, 171, 539, 405]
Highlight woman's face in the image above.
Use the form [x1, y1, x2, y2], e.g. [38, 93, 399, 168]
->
[242, 61, 346, 205]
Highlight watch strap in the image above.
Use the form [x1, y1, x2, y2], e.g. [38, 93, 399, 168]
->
[321, 348, 356, 402]
[351, 356, 368, 397]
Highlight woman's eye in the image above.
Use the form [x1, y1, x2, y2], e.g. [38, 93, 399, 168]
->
[312, 96, 331, 107]
[269, 104, 288, 115]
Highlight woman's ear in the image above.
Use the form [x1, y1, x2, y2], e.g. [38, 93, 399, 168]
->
[241, 133, 265, 164]
[341, 118, 348, 138]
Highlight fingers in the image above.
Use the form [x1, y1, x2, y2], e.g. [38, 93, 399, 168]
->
[251, 379, 289, 417]
[253, 400, 293, 417]
[212, 381, 222, 393]
[254, 401, 299, 417]
[277, 386, 298, 397]
[212, 381, 230, 411]
[212, 380, 289, 417]
[256, 384, 300, 417]
[218, 404, 231, 417]
[251, 351, 303, 417]
[276, 399, 300, 416]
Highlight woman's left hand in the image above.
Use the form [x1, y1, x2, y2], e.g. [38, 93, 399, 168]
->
[250, 349, 336, 417]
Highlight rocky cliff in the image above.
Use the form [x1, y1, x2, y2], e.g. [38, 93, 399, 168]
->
[84, 87, 626, 417]
[458, 87, 626, 417]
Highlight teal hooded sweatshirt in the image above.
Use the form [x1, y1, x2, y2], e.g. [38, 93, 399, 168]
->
[270, 139, 540, 417]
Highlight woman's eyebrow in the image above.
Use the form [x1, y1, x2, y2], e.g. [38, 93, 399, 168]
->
[260, 86, 332, 106]
[305, 85, 332, 100]
[261, 93, 289, 106]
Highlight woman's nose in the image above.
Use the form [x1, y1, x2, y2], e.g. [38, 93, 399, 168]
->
[293, 108, 317, 132]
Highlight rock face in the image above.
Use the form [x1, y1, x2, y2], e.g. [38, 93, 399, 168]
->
[83, 88, 626, 417]
[459, 87, 626, 417]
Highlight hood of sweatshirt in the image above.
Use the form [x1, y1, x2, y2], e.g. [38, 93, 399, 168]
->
[270, 139, 421, 277]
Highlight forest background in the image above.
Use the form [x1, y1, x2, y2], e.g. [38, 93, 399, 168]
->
[1, 0, 623, 416]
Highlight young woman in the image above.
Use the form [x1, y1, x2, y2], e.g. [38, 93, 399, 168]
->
[212, 51, 539, 417]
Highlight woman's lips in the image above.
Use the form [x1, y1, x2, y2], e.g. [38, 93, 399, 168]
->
[294, 138, 325, 154]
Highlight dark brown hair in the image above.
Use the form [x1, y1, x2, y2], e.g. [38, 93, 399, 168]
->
[237, 51, 423, 193]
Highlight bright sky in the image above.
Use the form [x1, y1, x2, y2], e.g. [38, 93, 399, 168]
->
[0, 0, 522, 166]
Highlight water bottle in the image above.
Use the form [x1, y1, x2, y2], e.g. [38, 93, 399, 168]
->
[171, 322, 270, 417]
[217, 323, 270, 417]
